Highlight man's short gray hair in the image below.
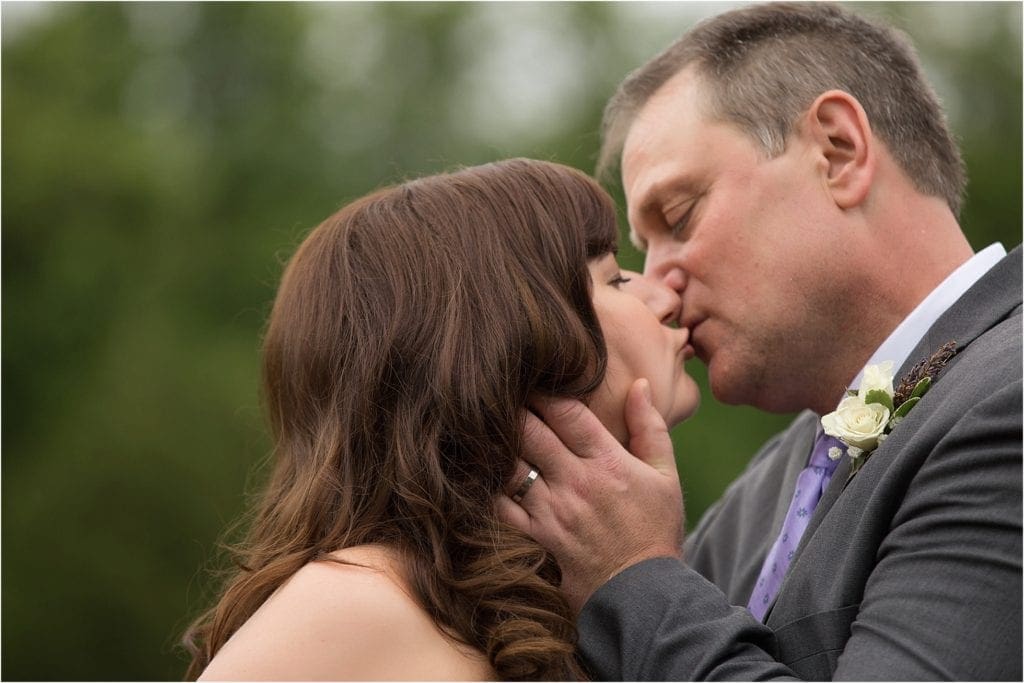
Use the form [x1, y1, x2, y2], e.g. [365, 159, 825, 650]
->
[598, 2, 966, 216]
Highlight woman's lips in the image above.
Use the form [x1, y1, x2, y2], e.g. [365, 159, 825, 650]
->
[678, 327, 696, 361]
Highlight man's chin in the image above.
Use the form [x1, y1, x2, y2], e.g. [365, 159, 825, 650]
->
[711, 375, 807, 414]
[707, 361, 762, 409]
[709, 381, 747, 407]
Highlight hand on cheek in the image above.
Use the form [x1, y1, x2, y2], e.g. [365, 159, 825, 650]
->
[496, 378, 686, 613]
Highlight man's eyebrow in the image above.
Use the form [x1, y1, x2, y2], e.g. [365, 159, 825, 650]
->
[636, 177, 700, 215]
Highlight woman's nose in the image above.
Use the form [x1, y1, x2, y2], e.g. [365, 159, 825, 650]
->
[620, 270, 682, 325]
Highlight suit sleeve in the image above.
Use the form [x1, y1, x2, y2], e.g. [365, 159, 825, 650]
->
[577, 381, 1022, 681]
[577, 558, 798, 680]
[832, 379, 1022, 680]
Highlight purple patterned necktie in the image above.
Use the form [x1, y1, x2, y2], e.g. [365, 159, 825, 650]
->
[747, 431, 844, 621]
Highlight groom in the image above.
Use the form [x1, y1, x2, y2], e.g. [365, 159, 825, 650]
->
[500, 3, 1022, 680]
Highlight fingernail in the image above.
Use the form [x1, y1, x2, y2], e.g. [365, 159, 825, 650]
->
[641, 378, 652, 405]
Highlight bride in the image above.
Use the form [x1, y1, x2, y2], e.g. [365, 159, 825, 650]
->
[184, 158, 699, 680]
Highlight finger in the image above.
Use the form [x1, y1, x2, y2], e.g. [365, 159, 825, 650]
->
[529, 395, 621, 461]
[625, 378, 678, 474]
[495, 494, 534, 534]
[521, 408, 578, 476]
[506, 459, 543, 504]
[505, 459, 536, 498]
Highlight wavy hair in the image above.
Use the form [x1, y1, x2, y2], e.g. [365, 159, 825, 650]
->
[183, 159, 619, 679]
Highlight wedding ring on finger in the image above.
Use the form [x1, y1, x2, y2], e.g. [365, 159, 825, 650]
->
[511, 468, 540, 504]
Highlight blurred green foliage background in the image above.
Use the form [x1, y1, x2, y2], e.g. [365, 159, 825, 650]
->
[2, 2, 1020, 679]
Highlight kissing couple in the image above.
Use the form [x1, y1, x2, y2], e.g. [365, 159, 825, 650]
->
[186, 3, 1022, 680]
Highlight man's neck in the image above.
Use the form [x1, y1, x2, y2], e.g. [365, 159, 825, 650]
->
[847, 243, 1007, 390]
[809, 195, 975, 414]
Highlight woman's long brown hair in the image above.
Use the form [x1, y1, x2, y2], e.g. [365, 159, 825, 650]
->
[183, 159, 619, 680]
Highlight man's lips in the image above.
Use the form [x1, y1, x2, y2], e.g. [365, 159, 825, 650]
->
[678, 326, 696, 361]
[682, 317, 706, 361]
[680, 312, 704, 330]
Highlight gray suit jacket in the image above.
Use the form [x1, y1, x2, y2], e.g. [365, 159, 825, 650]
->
[578, 247, 1023, 680]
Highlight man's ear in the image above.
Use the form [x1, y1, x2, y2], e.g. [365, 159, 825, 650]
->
[803, 90, 875, 209]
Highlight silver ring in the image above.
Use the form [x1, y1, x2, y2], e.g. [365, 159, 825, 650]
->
[511, 468, 540, 503]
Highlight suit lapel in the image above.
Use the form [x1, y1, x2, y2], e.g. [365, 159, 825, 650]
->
[791, 247, 1021, 563]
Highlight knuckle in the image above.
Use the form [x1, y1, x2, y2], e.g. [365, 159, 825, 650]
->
[546, 396, 586, 423]
[593, 451, 631, 489]
[522, 412, 546, 444]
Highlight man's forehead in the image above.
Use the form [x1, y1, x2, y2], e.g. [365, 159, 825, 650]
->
[620, 68, 707, 194]
[621, 133, 681, 214]
[625, 67, 705, 137]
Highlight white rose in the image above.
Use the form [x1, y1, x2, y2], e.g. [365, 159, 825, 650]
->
[858, 361, 895, 402]
[821, 395, 891, 451]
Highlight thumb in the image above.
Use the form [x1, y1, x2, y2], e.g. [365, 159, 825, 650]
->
[625, 378, 677, 474]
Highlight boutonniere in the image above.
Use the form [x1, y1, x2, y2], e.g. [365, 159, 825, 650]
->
[822, 341, 957, 476]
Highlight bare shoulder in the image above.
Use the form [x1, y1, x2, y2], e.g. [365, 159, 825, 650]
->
[198, 545, 494, 681]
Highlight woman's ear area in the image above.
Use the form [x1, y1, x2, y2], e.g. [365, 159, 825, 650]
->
[802, 89, 877, 210]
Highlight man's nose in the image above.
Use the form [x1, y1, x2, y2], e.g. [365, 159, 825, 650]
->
[621, 270, 682, 325]
[642, 249, 688, 295]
